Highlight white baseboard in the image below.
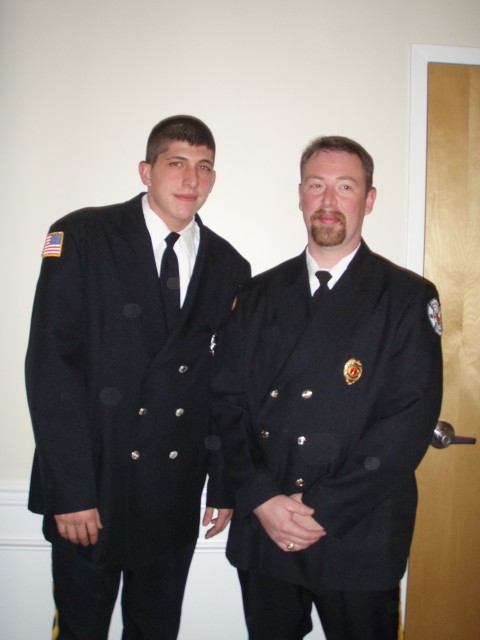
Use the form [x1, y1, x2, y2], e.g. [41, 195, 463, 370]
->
[0, 483, 48, 551]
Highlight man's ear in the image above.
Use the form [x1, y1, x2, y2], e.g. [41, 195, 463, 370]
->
[364, 187, 377, 215]
[209, 170, 217, 193]
[138, 161, 152, 187]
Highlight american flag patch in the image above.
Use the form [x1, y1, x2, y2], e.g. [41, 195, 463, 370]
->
[42, 232, 64, 258]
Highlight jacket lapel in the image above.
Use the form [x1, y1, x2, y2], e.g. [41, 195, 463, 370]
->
[269, 242, 376, 390]
[112, 194, 168, 355]
[247, 253, 313, 399]
[270, 252, 313, 360]
[173, 214, 209, 334]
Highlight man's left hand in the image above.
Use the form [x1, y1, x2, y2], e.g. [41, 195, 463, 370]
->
[202, 507, 233, 539]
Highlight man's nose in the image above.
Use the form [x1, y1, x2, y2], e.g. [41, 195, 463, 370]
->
[320, 185, 336, 207]
[182, 165, 199, 188]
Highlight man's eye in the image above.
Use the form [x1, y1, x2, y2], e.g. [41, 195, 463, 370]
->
[199, 165, 212, 172]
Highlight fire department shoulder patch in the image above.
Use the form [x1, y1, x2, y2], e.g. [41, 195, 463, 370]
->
[427, 298, 443, 336]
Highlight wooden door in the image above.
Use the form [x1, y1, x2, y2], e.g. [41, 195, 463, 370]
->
[404, 64, 480, 638]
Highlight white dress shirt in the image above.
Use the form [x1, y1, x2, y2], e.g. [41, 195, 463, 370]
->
[142, 194, 200, 306]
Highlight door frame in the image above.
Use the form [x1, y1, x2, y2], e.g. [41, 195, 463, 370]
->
[407, 44, 480, 276]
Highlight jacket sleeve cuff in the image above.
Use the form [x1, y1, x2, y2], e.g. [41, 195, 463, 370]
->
[234, 469, 282, 518]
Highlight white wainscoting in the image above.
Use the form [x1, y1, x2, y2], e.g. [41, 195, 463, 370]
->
[0, 484, 327, 640]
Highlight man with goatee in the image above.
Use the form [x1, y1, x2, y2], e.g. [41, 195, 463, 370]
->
[212, 136, 443, 640]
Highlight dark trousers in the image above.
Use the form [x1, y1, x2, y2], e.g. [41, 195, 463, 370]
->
[51, 540, 196, 640]
[238, 569, 400, 640]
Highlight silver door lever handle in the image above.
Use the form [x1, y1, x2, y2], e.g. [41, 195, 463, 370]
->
[432, 420, 477, 449]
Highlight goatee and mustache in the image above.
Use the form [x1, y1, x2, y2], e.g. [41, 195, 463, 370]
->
[310, 210, 346, 247]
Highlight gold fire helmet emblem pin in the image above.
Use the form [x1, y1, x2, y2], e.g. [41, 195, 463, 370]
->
[343, 359, 363, 385]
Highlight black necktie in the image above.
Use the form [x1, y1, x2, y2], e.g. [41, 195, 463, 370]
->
[312, 270, 332, 303]
[160, 232, 180, 331]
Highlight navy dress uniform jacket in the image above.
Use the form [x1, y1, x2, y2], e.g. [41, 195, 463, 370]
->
[26, 193, 250, 568]
[212, 241, 443, 592]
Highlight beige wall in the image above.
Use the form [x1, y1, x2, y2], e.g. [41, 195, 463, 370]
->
[2, 0, 480, 483]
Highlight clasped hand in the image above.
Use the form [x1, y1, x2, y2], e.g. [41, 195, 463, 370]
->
[253, 494, 326, 552]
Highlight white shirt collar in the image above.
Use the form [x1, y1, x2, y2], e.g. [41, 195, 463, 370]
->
[142, 194, 197, 257]
[306, 244, 360, 295]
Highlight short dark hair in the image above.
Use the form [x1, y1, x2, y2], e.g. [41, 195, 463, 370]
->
[300, 135, 374, 191]
[145, 115, 216, 165]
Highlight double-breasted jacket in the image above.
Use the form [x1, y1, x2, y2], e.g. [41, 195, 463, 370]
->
[26, 193, 250, 568]
[213, 241, 443, 591]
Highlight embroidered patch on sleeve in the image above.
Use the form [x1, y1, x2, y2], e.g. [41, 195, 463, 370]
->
[427, 298, 443, 336]
[42, 232, 64, 258]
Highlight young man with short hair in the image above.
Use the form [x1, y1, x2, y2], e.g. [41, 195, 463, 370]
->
[26, 115, 250, 639]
